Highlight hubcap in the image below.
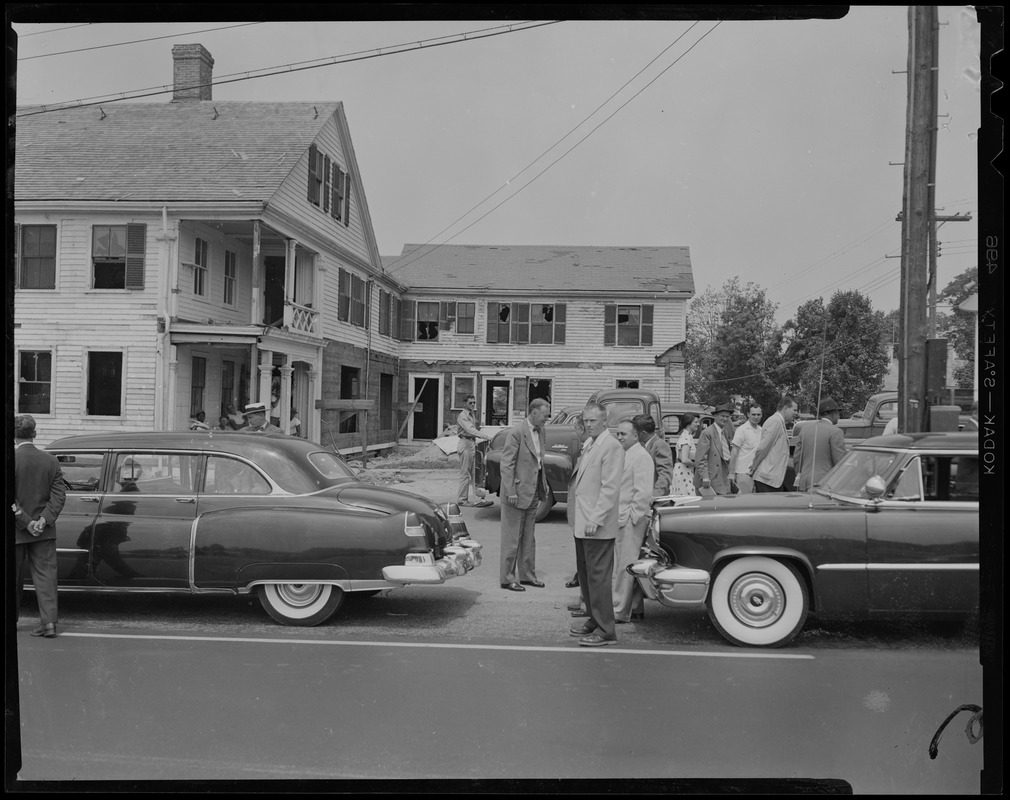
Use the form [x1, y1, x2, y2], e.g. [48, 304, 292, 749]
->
[728, 572, 784, 628]
[275, 583, 324, 607]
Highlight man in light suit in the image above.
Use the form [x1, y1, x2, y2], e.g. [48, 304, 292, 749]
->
[794, 396, 847, 491]
[613, 418, 654, 624]
[635, 414, 674, 497]
[568, 402, 625, 646]
[498, 399, 551, 591]
[694, 402, 735, 496]
[13, 414, 67, 638]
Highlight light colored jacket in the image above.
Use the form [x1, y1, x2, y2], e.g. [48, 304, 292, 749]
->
[752, 412, 790, 488]
[644, 434, 674, 496]
[619, 442, 655, 528]
[568, 429, 624, 540]
[499, 420, 548, 510]
[794, 418, 847, 490]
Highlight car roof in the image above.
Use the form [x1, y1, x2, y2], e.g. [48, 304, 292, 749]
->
[858, 431, 979, 451]
[46, 430, 321, 459]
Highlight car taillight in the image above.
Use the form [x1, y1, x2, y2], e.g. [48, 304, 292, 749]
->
[403, 512, 427, 542]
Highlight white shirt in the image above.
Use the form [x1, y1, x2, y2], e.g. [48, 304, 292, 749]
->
[731, 421, 762, 473]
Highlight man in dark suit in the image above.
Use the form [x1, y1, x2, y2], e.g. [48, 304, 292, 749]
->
[694, 402, 735, 496]
[13, 414, 67, 638]
[568, 402, 625, 646]
[635, 414, 674, 497]
[794, 396, 847, 491]
[498, 399, 551, 591]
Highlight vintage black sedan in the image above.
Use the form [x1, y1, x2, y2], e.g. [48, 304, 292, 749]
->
[629, 432, 979, 647]
[42, 432, 481, 626]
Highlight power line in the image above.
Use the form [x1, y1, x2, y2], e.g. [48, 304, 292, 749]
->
[17, 22, 265, 59]
[383, 21, 708, 276]
[384, 21, 723, 278]
[16, 21, 561, 117]
[17, 23, 94, 37]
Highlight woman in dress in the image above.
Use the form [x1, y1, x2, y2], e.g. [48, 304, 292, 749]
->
[671, 413, 701, 495]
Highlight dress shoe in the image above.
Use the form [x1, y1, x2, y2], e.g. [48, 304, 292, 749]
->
[567, 600, 583, 611]
[616, 618, 631, 624]
[500, 582, 525, 592]
[570, 623, 597, 637]
[520, 580, 545, 588]
[578, 633, 617, 647]
[564, 577, 580, 588]
[631, 612, 645, 621]
[570, 610, 589, 618]
[30, 623, 56, 638]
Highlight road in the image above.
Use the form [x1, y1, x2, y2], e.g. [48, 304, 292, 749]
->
[9, 470, 988, 791]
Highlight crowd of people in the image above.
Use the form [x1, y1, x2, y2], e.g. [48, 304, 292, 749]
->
[480, 392, 850, 648]
[188, 402, 299, 435]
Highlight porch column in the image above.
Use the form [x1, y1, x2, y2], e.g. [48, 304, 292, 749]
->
[307, 369, 319, 443]
[167, 345, 179, 431]
[257, 350, 274, 406]
[251, 221, 262, 326]
[285, 238, 297, 324]
[279, 363, 294, 434]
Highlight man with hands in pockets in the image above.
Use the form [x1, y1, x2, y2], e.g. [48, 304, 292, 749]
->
[567, 402, 625, 646]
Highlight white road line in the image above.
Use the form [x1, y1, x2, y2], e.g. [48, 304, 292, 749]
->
[54, 632, 814, 659]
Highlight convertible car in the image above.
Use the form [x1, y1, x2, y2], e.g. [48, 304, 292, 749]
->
[40, 432, 481, 626]
[629, 432, 979, 647]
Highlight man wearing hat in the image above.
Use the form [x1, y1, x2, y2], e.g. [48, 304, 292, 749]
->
[694, 402, 736, 496]
[793, 397, 846, 491]
[241, 402, 284, 434]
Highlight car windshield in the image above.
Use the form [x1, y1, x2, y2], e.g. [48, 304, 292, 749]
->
[817, 448, 904, 498]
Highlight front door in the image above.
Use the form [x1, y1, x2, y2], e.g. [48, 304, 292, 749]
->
[52, 451, 107, 585]
[485, 380, 510, 426]
[411, 377, 440, 439]
[264, 257, 285, 326]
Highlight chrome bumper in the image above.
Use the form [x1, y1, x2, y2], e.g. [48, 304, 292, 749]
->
[382, 538, 483, 584]
[627, 558, 710, 607]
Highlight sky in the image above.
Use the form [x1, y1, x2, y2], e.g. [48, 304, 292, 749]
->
[10, 7, 985, 324]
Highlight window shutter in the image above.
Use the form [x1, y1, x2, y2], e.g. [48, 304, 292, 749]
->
[344, 173, 352, 227]
[486, 302, 499, 343]
[337, 268, 349, 321]
[323, 155, 331, 213]
[125, 223, 146, 289]
[332, 165, 343, 220]
[13, 223, 20, 284]
[554, 303, 566, 344]
[603, 303, 616, 346]
[399, 299, 415, 341]
[510, 302, 520, 344]
[393, 297, 401, 339]
[307, 144, 318, 202]
[364, 280, 371, 328]
[641, 305, 654, 346]
[513, 378, 528, 413]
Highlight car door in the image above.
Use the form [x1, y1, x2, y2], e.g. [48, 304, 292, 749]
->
[90, 451, 200, 588]
[51, 450, 108, 585]
[865, 453, 979, 613]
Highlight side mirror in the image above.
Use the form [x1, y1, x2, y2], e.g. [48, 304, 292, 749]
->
[864, 475, 887, 500]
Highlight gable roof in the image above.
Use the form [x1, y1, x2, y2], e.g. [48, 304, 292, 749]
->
[14, 101, 341, 203]
[382, 244, 694, 295]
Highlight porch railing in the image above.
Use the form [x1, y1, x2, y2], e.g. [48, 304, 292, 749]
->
[284, 301, 320, 335]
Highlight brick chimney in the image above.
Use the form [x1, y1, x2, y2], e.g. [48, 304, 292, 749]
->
[172, 44, 214, 101]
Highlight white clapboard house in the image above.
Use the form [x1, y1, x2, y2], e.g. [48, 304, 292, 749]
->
[384, 244, 695, 439]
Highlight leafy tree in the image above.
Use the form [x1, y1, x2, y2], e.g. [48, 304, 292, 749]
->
[937, 265, 978, 370]
[685, 277, 783, 412]
[781, 290, 889, 417]
[709, 282, 783, 415]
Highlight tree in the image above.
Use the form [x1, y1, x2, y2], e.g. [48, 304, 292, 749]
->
[710, 282, 783, 415]
[937, 265, 978, 371]
[781, 290, 889, 417]
[685, 277, 783, 411]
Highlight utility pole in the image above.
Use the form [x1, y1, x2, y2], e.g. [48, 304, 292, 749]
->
[897, 6, 938, 434]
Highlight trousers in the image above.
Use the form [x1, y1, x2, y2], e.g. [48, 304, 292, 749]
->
[16, 538, 59, 624]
